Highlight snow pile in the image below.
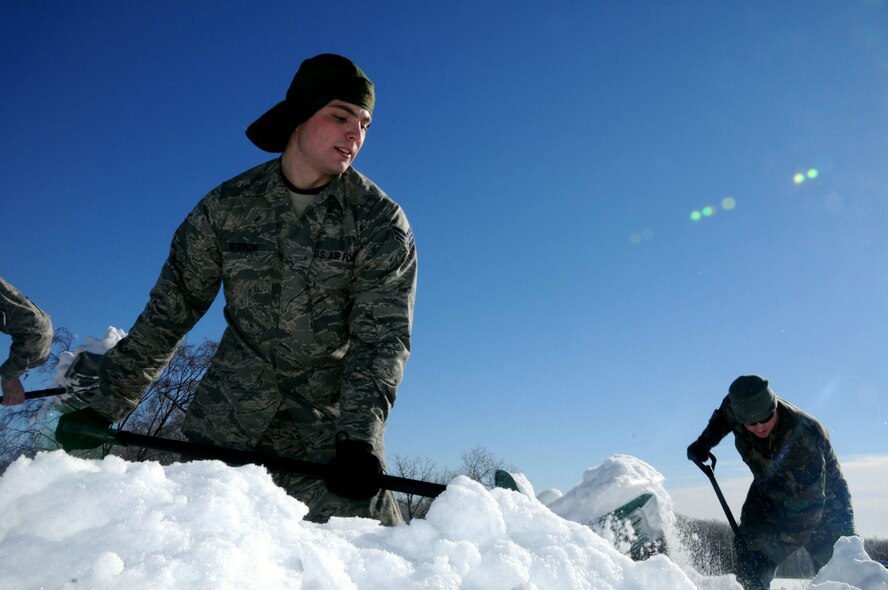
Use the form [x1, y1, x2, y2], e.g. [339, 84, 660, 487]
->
[0, 451, 704, 590]
[546, 455, 670, 523]
[810, 536, 888, 589]
[0, 452, 882, 589]
[545, 454, 674, 549]
[541, 454, 708, 583]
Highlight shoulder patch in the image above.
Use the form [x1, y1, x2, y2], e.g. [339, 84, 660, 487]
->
[392, 226, 415, 249]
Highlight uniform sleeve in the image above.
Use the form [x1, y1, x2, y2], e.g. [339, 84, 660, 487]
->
[697, 395, 734, 448]
[0, 278, 53, 380]
[89, 198, 223, 421]
[338, 204, 417, 444]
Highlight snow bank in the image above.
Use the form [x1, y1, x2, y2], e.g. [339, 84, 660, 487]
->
[0, 451, 693, 589]
[810, 536, 888, 589]
[0, 451, 882, 589]
[545, 454, 674, 550]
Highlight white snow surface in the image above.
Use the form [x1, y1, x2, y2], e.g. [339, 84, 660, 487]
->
[3, 327, 883, 588]
[1, 451, 885, 590]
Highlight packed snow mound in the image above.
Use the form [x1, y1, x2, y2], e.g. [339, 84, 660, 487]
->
[0, 451, 699, 589]
[0, 452, 880, 589]
[546, 454, 674, 535]
[810, 536, 888, 589]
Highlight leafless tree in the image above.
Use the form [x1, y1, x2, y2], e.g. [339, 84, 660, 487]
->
[0, 327, 77, 468]
[114, 339, 217, 463]
[866, 537, 888, 562]
[391, 445, 517, 522]
[391, 454, 443, 521]
[36, 327, 76, 379]
[0, 401, 44, 468]
[458, 444, 516, 489]
[0, 331, 217, 467]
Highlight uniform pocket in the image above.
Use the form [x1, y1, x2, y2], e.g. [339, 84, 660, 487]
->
[309, 255, 354, 291]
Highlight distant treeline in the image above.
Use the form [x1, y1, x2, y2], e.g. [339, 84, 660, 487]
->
[676, 515, 888, 578]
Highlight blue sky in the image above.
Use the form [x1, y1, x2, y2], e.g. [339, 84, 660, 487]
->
[2, 1, 887, 534]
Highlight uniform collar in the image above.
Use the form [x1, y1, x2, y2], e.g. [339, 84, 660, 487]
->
[269, 159, 347, 211]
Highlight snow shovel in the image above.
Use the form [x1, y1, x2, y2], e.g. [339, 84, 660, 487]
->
[596, 492, 659, 556]
[692, 452, 740, 537]
[495, 469, 661, 558]
[60, 420, 448, 498]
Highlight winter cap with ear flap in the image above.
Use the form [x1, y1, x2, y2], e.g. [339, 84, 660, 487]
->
[729, 375, 778, 424]
[246, 53, 375, 153]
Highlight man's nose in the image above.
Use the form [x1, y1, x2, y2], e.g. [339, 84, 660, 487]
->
[345, 121, 363, 140]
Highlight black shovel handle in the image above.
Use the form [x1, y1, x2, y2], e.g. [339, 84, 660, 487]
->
[0, 386, 68, 405]
[693, 452, 741, 537]
[62, 422, 448, 498]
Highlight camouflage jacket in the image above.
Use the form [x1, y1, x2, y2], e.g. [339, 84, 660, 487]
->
[0, 277, 53, 380]
[699, 396, 853, 534]
[92, 159, 416, 449]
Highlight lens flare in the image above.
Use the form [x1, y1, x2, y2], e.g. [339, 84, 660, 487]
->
[691, 199, 735, 222]
[794, 168, 820, 184]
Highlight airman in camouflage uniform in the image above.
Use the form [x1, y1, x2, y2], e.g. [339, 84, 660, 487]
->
[56, 54, 416, 526]
[687, 375, 854, 590]
[1, 277, 53, 406]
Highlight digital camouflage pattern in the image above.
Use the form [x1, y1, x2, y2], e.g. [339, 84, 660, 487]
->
[85, 159, 416, 525]
[254, 408, 402, 525]
[0, 276, 53, 380]
[697, 396, 854, 588]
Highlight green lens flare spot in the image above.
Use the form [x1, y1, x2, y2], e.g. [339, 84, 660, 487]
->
[702, 206, 715, 217]
[690, 210, 702, 221]
[807, 168, 819, 179]
[793, 173, 806, 184]
[721, 197, 736, 210]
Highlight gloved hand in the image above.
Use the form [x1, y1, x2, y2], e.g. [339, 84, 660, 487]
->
[686, 437, 712, 463]
[54, 351, 105, 413]
[64, 351, 103, 395]
[55, 407, 112, 452]
[325, 437, 382, 500]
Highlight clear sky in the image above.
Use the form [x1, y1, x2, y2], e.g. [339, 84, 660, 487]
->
[2, 1, 887, 534]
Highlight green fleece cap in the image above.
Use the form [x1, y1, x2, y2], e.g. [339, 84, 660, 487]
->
[246, 53, 374, 153]
[729, 375, 778, 424]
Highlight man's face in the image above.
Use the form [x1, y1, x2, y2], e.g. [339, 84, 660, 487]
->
[743, 408, 778, 439]
[284, 99, 372, 188]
